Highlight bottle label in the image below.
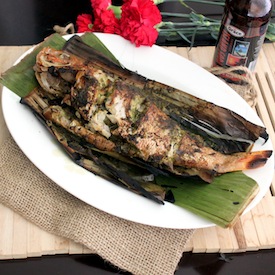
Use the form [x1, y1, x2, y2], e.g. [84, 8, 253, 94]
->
[227, 25, 245, 37]
[214, 12, 269, 71]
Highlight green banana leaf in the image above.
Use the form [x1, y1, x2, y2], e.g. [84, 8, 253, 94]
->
[80, 33, 121, 66]
[0, 33, 119, 97]
[0, 34, 66, 98]
[156, 172, 258, 227]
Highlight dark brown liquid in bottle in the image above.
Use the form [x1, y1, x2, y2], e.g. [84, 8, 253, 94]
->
[213, 0, 273, 71]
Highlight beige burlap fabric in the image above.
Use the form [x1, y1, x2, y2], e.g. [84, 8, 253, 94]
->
[0, 135, 194, 275]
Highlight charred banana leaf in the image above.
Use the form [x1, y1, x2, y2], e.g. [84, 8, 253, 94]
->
[63, 35, 268, 147]
[31, 38, 272, 183]
[21, 89, 168, 204]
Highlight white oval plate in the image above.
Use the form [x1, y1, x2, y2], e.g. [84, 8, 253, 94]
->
[2, 33, 274, 229]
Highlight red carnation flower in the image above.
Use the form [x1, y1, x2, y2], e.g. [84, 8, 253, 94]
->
[92, 10, 121, 34]
[76, 14, 93, 33]
[90, 0, 112, 11]
[90, 0, 120, 34]
[120, 0, 162, 46]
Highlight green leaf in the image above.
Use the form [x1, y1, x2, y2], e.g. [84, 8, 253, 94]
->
[81, 33, 121, 66]
[156, 171, 259, 227]
[0, 34, 66, 98]
[0, 33, 121, 98]
[266, 23, 275, 41]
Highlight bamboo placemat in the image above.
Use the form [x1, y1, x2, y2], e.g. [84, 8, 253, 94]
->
[0, 43, 274, 259]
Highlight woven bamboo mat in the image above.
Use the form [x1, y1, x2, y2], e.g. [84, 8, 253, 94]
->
[0, 44, 274, 259]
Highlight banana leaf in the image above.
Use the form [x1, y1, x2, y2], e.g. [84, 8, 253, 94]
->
[156, 172, 259, 227]
[63, 35, 268, 147]
[80, 33, 121, 66]
[0, 33, 118, 97]
[0, 33, 261, 227]
[0, 34, 66, 98]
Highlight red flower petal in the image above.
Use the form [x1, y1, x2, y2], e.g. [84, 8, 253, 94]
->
[76, 14, 93, 33]
[120, 0, 162, 46]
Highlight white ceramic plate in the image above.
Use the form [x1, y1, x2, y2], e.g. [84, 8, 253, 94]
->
[2, 33, 274, 229]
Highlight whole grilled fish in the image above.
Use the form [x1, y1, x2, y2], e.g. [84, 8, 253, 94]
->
[31, 37, 272, 182]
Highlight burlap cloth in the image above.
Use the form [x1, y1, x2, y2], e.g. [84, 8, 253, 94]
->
[0, 134, 195, 274]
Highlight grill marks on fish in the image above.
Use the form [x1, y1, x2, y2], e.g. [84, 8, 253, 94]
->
[32, 46, 272, 183]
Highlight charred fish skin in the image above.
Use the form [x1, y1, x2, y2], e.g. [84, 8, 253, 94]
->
[32, 41, 272, 182]
[106, 82, 272, 178]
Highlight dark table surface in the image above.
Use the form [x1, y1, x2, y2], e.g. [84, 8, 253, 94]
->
[1, 0, 275, 274]
[1, 250, 275, 274]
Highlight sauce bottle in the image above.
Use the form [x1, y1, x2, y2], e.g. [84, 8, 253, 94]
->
[213, 0, 273, 72]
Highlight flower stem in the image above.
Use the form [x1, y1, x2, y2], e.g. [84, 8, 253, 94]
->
[161, 12, 191, 18]
[159, 27, 217, 32]
[184, 0, 225, 6]
[109, 5, 122, 19]
[162, 21, 220, 27]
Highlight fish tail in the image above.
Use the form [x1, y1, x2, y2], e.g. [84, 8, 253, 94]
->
[240, 150, 273, 170]
[220, 150, 273, 173]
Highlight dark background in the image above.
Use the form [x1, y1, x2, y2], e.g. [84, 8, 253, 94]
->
[0, 0, 92, 45]
[0, 0, 223, 46]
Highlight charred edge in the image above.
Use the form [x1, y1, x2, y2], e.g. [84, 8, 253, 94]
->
[130, 157, 171, 177]
[168, 112, 251, 154]
[76, 157, 128, 188]
[20, 99, 48, 124]
[260, 131, 269, 144]
[63, 35, 146, 84]
[63, 36, 123, 73]
[94, 158, 164, 205]
[246, 151, 272, 169]
[230, 110, 269, 142]
[164, 190, 175, 203]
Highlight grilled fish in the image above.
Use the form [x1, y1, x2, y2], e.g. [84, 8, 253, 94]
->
[31, 38, 272, 182]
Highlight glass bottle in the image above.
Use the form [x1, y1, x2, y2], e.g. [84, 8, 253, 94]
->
[213, 0, 273, 72]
